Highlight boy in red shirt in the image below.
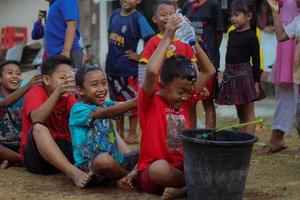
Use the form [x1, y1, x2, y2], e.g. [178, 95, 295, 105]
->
[136, 15, 215, 199]
[139, 0, 209, 128]
[20, 55, 93, 188]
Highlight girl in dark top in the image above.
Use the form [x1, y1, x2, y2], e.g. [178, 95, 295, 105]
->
[217, 0, 265, 134]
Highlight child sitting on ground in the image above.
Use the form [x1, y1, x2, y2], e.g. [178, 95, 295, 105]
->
[69, 65, 138, 186]
[136, 16, 215, 199]
[0, 60, 41, 168]
[20, 55, 93, 188]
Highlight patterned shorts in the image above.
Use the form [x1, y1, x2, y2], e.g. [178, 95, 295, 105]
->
[107, 75, 138, 116]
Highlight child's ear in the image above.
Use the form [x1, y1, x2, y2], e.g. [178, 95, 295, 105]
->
[42, 75, 50, 86]
[158, 81, 165, 90]
[77, 86, 85, 96]
[247, 12, 253, 20]
[152, 16, 158, 24]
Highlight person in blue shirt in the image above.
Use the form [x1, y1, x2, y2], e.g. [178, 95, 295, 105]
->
[69, 65, 138, 186]
[45, 0, 82, 68]
[105, 0, 155, 144]
[0, 60, 41, 169]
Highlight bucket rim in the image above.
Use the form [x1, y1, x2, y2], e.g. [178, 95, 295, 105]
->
[180, 128, 258, 146]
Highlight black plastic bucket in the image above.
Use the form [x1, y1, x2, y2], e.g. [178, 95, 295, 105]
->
[181, 129, 258, 200]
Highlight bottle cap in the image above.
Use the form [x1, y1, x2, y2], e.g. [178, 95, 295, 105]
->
[188, 39, 196, 46]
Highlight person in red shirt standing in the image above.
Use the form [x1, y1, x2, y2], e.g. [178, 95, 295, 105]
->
[20, 55, 93, 188]
[136, 16, 215, 199]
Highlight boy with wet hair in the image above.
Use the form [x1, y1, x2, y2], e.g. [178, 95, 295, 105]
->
[139, 0, 209, 129]
[136, 16, 215, 199]
[0, 60, 41, 168]
[20, 55, 93, 188]
[69, 65, 138, 186]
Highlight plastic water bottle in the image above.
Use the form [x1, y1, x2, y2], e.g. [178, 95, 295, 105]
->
[175, 10, 196, 46]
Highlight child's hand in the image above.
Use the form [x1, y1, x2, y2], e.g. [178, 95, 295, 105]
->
[56, 75, 76, 97]
[255, 82, 260, 98]
[164, 15, 182, 39]
[29, 75, 43, 86]
[124, 50, 139, 61]
[266, 0, 279, 13]
[200, 87, 210, 96]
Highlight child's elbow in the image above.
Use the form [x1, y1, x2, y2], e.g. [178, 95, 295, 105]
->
[209, 66, 216, 76]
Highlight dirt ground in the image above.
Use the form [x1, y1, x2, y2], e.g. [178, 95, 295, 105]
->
[1, 99, 300, 200]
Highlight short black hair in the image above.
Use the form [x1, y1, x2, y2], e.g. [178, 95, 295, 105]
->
[160, 55, 197, 84]
[75, 64, 103, 87]
[153, 0, 175, 15]
[231, 0, 257, 32]
[0, 60, 20, 76]
[41, 55, 72, 76]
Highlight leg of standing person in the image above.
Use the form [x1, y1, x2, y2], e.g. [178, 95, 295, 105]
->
[260, 83, 297, 155]
[202, 99, 216, 129]
[70, 50, 83, 68]
[188, 105, 197, 129]
[236, 102, 255, 133]
[128, 115, 138, 143]
[28, 123, 93, 187]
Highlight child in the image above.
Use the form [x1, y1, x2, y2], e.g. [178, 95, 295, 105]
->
[136, 16, 215, 199]
[0, 60, 41, 168]
[181, 0, 224, 129]
[216, 0, 265, 134]
[20, 55, 93, 188]
[261, 0, 299, 155]
[69, 65, 138, 185]
[139, 0, 207, 129]
[266, 0, 300, 155]
[105, 0, 155, 144]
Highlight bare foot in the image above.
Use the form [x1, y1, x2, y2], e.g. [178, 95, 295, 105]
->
[116, 169, 137, 190]
[0, 160, 9, 169]
[73, 171, 93, 188]
[161, 187, 186, 200]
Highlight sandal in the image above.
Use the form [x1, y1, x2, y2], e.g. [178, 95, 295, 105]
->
[259, 143, 288, 155]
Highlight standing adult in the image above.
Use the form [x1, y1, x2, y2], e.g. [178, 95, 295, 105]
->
[45, 0, 82, 68]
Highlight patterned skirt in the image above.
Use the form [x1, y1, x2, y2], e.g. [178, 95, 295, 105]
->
[217, 63, 265, 105]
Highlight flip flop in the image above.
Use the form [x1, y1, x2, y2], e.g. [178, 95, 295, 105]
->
[259, 143, 288, 155]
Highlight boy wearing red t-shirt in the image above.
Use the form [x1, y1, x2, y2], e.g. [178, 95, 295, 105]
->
[136, 16, 215, 199]
[139, 0, 209, 129]
[20, 55, 93, 188]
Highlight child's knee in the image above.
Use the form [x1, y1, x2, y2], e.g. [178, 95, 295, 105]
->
[32, 123, 48, 136]
[149, 160, 172, 181]
[93, 153, 116, 171]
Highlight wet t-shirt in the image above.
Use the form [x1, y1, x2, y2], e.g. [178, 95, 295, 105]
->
[137, 88, 200, 171]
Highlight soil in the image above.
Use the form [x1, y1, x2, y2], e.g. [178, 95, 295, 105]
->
[1, 100, 300, 200]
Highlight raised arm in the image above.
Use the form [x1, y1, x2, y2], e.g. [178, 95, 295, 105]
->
[30, 75, 74, 123]
[0, 75, 42, 108]
[267, 0, 289, 41]
[91, 98, 137, 119]
[194, 42, 216, 92]
[143, 16, 181, 97]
